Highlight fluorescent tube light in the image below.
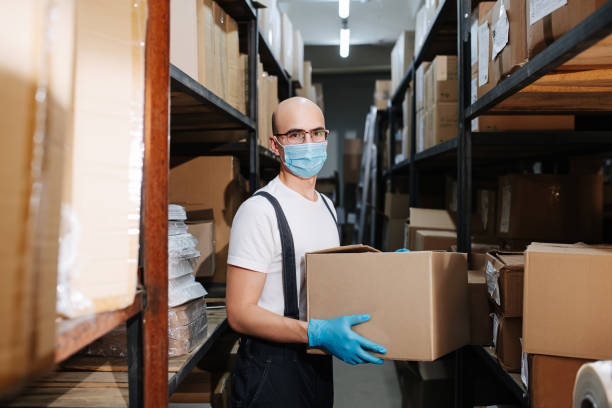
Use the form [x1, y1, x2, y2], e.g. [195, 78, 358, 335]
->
[340, 28, 350, 58]
[339, 0, 350, 18]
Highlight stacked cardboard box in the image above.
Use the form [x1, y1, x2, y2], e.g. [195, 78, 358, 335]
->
[414, 0, 441, 55]
[169, 157, 247, 283]
[496, 174, 603, 243]
[404, 208, 456, 251]
[401, 87, 413, 159]
[486, 251, 525, 372]
[313, 83, 325, 111]
[384, 193, 411, 251]
[171, 0, 246, 114]
[187, 216, 216, 278]
[374, 80, 391, 110]
[292, 29, 304, 87]
[415, 62, 431, 153]
[258, 0, 282, 59]
[343, 139, 363, 184]
[296, 61, 320, 106]
[523, 243, 612, 407]
[391, 31, 415, 95]
[307, 245, 469, 361]
[1, 0, 85, 395]
[256, 59, 279, 149]
[280, 12, 293, 75]
[418, 56, 458, 152]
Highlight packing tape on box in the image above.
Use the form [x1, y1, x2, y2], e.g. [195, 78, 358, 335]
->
[486, 261, 501, 305]
[573, 361, 612, 408]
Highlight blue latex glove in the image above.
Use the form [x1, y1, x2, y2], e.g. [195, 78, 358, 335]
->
[308, 314, 386, 365]
[395, 248, 411, 252]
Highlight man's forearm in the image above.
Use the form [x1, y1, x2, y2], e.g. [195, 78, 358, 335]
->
[228, 303, 309, 343]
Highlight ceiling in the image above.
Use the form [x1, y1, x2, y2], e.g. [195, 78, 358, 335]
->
[278, 0, 422, 46]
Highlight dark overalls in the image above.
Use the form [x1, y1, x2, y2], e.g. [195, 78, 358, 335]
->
[231, 191, 339, 408]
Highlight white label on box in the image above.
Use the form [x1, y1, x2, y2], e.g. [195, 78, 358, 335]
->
[417, 114, 424, 152]
[529, 0, 567, 25]
[480, 190, 489, 231]
[471, 118, 479, 131]
[478, 23, 490, 87]
[416, 66, 424, 107]
[491, 313, 500, 347]
[471, 78, 478, 104]
[521, 338, 529, 387]
[471, 20, 478, 66]
[492, 2, 509, 60]
[500, 184, 512, 233]
[486, 261, 501, 305]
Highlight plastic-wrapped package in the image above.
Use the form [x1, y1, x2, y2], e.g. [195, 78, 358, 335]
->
[169, 257, 196, 279]
[168, 220, 189, 236]
[169, 274, 207, 307]
[56, 0, 147, 318]
[169, 314, 208, 357]
[169, 204, 187, 221]
[168, 232, 200, 259]
[168, 296, 207, 327]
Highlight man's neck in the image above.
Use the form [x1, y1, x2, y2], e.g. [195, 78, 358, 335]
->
[278, 167, 317, 201]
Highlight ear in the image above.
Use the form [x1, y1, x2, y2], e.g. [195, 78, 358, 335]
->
[269, 135, 281, 157]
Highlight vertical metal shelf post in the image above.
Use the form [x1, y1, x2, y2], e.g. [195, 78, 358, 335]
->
[456, 0, 472, 257]
[142, 0, 170, 406]
[388, 103, 397, 192]
[409, 67, 418, 207]
[248, 16, 260, 194]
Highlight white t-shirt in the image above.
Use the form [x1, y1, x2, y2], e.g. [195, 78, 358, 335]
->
[227, 176, 340, 321]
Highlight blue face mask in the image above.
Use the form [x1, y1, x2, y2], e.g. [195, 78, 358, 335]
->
[280, 141, 327, 178]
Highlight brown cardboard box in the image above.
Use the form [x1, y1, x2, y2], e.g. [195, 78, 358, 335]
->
[469, 254, 493, 345]
[171, 0, 198, 80]
[280, 12, 293, 74]
[416, 62, 431, 111]
[405, 208, 456, 251]
[414, 230, 457, 251]
[529, 354, 593, 408]
[343, 139, 363, 184]
[496, 174, 603, 242]
[384, 193, 411, 219]
[169, 312, 208, 357]
[58, 0, 146, 317]
[212, 2, 227, 99]
[490, 0, 527, 81]
[197, 0, 215, 93]
[306, 246, 470, 360]
[169, 368, 213, 403]
[374, 80, 391, 110]
[477, 189, 497, 235]
[429, 102, 458, 147]
[187, 218, 216, 278]
[527, 0, 612, 67]
[0, 0, 77, 395]
[485, 251, 524, 317]
[493, 314, 522, 372]
[225, 13, 243, 113]
[385, 218, 406, 251]
[416, 109, 425, 152]
[292, 29, 304, 87]
[523, 243, 612, 360]
[391, 31, 415, 94]
[472, 114, 574, 132]
[169, 157, 247, 282]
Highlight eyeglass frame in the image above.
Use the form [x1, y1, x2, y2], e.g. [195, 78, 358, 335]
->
[273, 128, 330, 145]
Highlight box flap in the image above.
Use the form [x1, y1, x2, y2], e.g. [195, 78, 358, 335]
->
[308, 244, 380, 255]
[487, 250, 525, 268]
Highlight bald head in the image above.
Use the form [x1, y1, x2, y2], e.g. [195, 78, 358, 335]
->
[271, 97, 324, 135]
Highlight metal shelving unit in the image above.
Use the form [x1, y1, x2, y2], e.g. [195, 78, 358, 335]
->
[4, 0, 292, 406]
[384, 0, 612, 406]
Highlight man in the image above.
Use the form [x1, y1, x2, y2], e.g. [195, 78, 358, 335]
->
[227, 97, 386, 407]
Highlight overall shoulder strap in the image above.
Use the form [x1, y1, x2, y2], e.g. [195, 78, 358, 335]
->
[319, 193, 340, 238]
[253, 191, 299, 319]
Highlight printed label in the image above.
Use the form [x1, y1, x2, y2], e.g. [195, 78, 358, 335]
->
[500, 184, 512, 233]
[471, 78, 478, 104]
[480, 190, 489, 231]
[486, 261, 501, 305]
[471, 118, 479, 131]
[529, 0, 567, 25]
[492, 2, 509, 60]
[478, 23, 490, 87]
[471, 20, 478, 66]
[491, 313, 500, 347]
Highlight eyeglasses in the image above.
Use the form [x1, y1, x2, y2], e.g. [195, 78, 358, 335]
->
[274, 128, 330, 145]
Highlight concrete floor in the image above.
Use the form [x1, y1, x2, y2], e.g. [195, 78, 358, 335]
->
[333, 358, 402, 408]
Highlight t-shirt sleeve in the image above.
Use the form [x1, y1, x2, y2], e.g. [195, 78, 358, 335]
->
[227, 196, 278, 273]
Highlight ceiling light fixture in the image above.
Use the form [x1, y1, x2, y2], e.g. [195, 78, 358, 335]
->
[339, 23, 350, 58]
[338, 0, 350, 18]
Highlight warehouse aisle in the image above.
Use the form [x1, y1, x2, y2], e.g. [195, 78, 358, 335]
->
[333, 358, 402, 407]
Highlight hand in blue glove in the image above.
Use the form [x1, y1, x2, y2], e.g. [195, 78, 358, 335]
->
[308, 314, 386, 365]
